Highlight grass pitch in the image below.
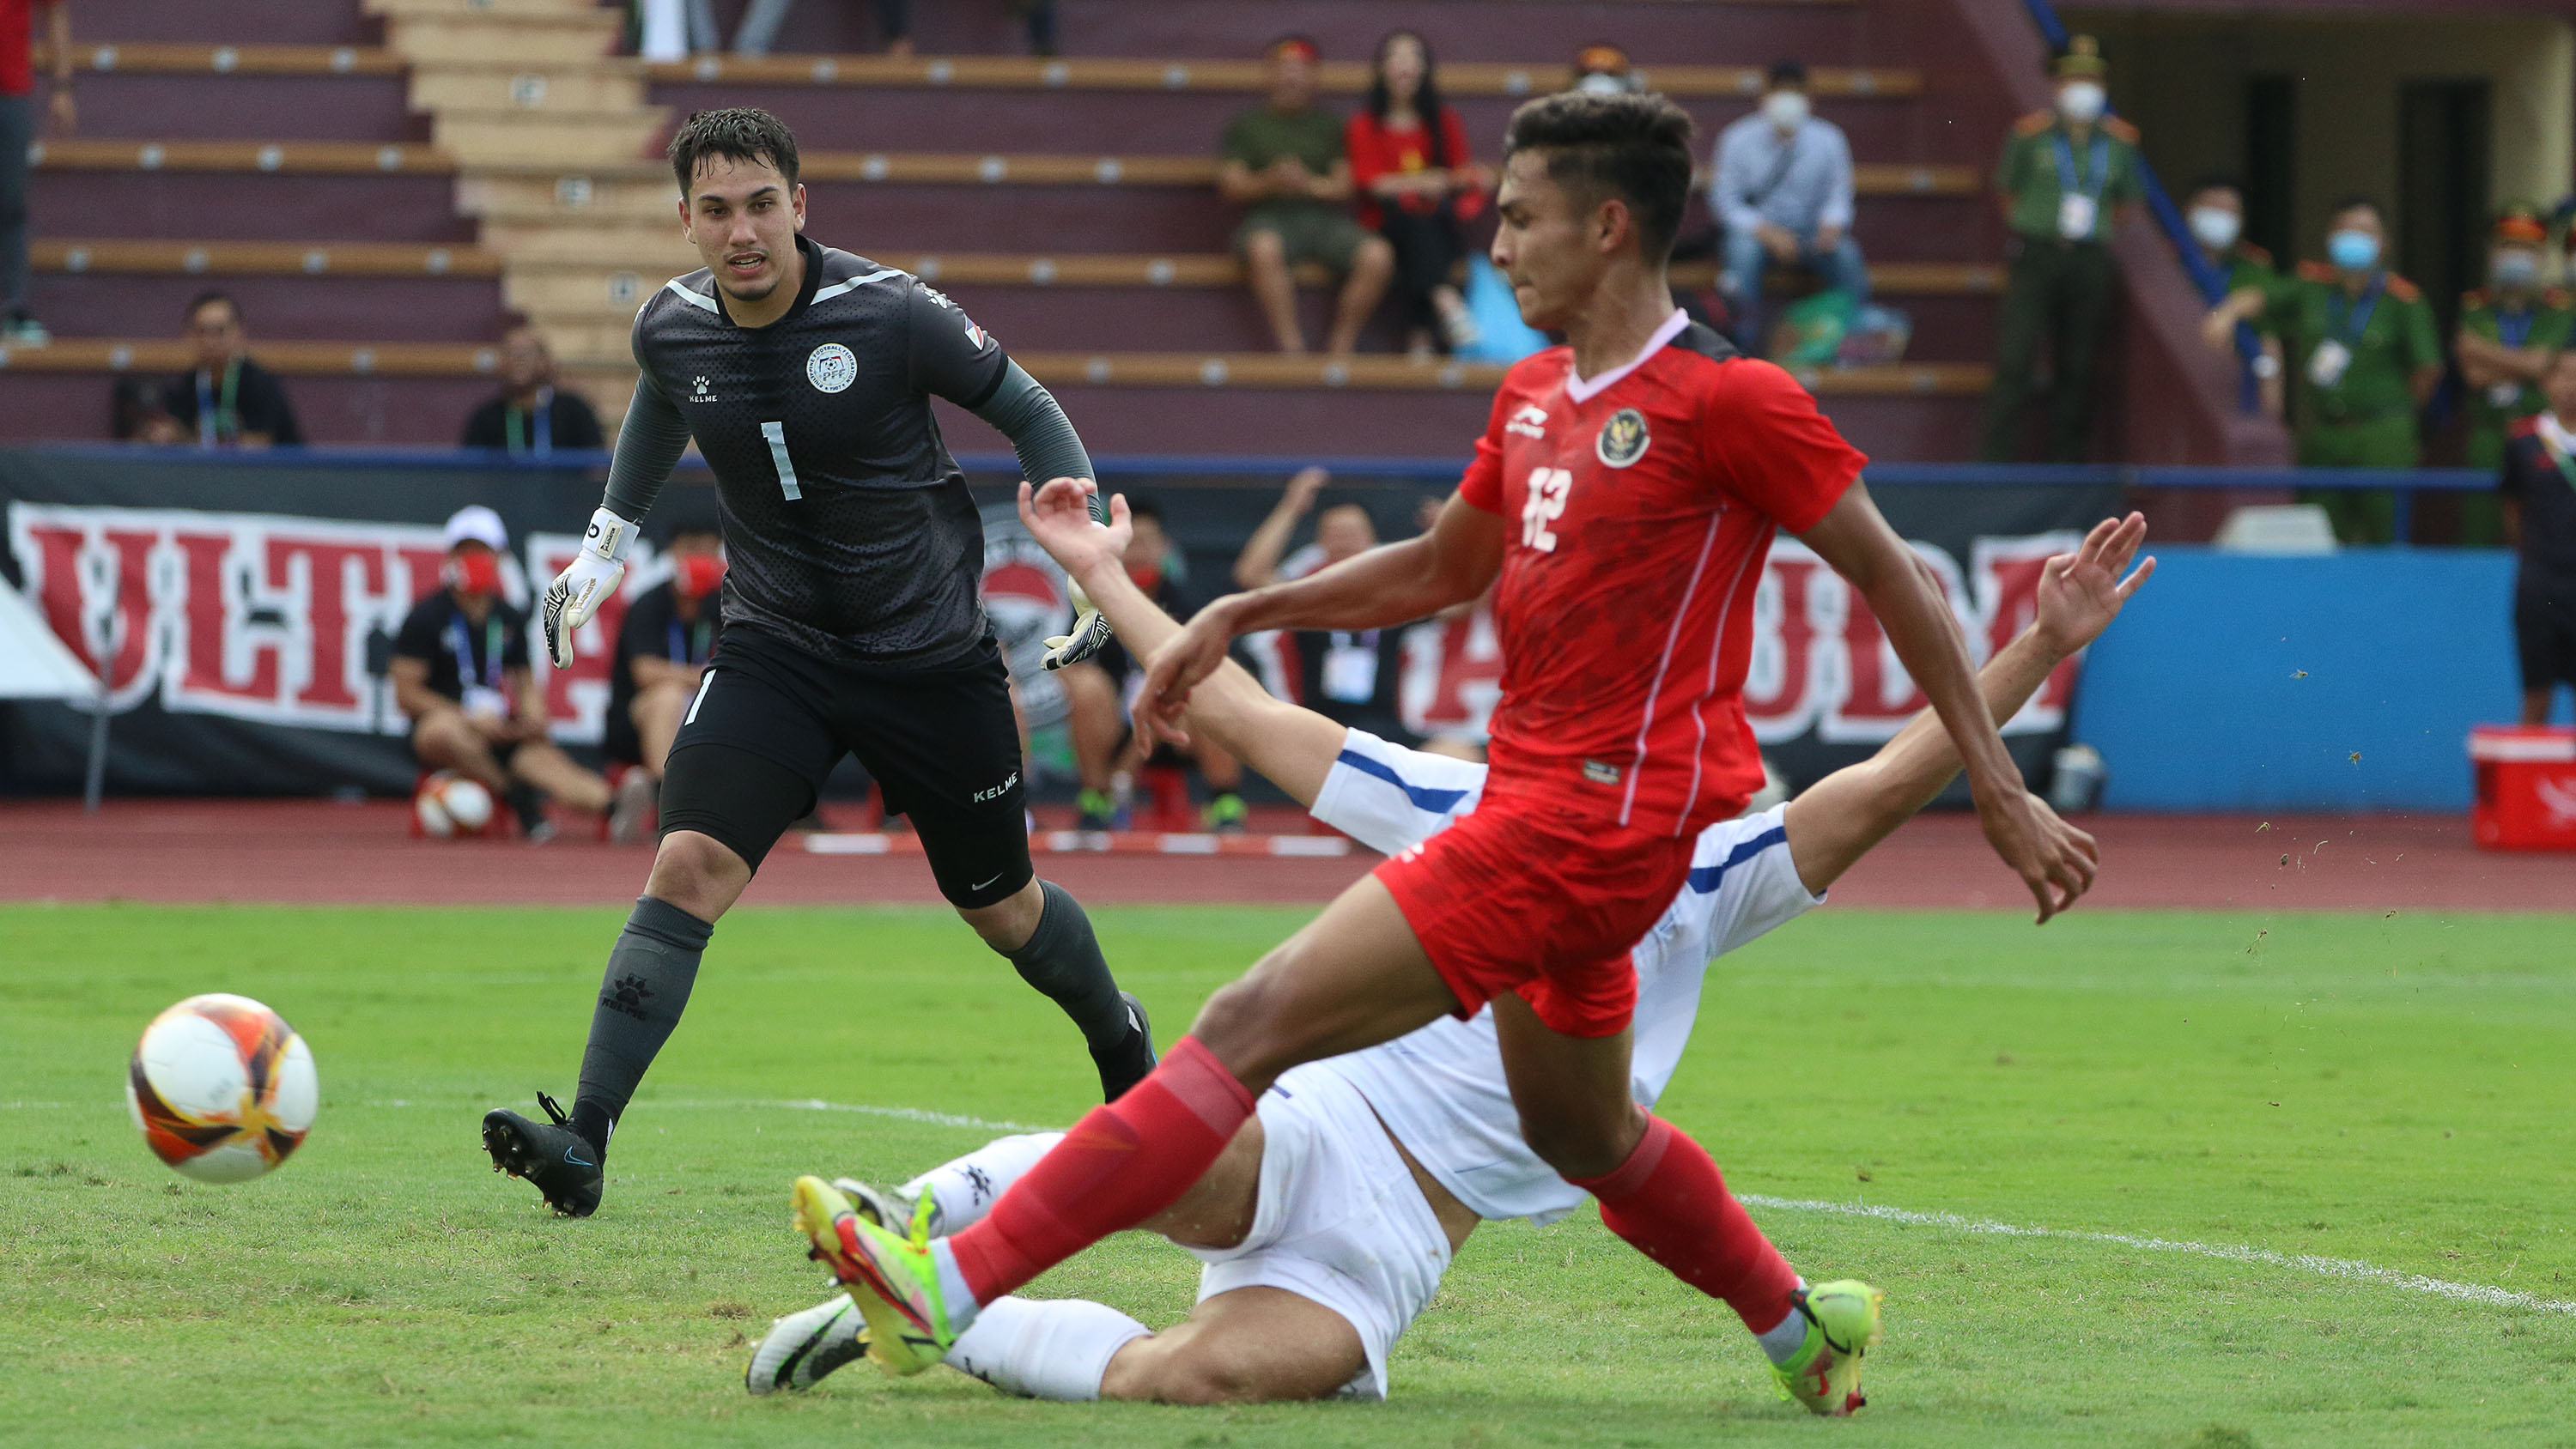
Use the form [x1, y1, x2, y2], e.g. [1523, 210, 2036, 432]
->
[4, 902, 2573, 1448]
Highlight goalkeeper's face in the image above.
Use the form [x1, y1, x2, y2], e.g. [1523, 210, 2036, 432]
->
[680, 154, 809, 304]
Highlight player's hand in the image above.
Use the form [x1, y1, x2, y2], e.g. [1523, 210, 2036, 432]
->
[1018, 477, 1129, 581]
[539, 507, 635, 670]
[1978, 786, 2099, 925]
[1135, 597, 1246, 746]
[2033, 512, 2154, 657]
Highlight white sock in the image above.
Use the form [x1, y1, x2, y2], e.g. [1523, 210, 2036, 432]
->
[902, 1131, 1063, 1234]
[1756, 1278, 1812, 1366]
[927, 1237, 983, 1332]
[942, 1294, 1151, 1400]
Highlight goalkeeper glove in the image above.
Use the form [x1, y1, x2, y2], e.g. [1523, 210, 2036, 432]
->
[541, 507, 635, 669]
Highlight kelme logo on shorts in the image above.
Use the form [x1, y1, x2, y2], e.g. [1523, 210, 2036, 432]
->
[806, 343, 858, 394]
[1596, 409, 1649, 468]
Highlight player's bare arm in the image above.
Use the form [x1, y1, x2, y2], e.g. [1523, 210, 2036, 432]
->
[1796, 483, 2100, 923]
[1138, 494, 1504, 742]
[1786, 513, 2153, 895]
[1021, 479, 1345, 803]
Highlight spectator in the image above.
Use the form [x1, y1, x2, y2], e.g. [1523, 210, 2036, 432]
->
[1978, 35, 2142, 463]
[1218, 35, 1394, 356]
[2500, 353, 2576, 723]
[2202, 197, 2440, 543]
[1568, 42, 1640, 97]
[1060, 497, 1248, 830]
[1711, 58, 1863, 354]
[460, 325, 605, 457]
[601, 516, 724, 843]
[2182, 176, 2285, 418]
[2458, 206, 2573, 477]
[391, 506, 611, 840]
[1346, 30, 1488, 359]
[143, 292, 303, 449]
[2, 0, 70, 344]
[1233, 468, 1417, 747]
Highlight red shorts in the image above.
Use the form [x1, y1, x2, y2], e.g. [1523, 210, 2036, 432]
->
[1374, 796, 1699, 1038]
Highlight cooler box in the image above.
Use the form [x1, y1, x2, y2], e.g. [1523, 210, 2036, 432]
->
[2470, 725, 2576, 850]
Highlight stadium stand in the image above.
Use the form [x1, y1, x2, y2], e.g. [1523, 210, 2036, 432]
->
[8, 0, 2041, 457]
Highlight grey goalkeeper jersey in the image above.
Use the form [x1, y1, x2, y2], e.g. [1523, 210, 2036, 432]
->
[619, 237, 1027, 669]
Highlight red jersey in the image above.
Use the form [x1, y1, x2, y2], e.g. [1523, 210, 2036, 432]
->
[1456, 310, 1864, 837]
[2, 0, 35, 97]
[1344, 106, 1482, 232]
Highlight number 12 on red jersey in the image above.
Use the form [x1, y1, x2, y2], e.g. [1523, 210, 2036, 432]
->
[1521, 467, 1571, 552]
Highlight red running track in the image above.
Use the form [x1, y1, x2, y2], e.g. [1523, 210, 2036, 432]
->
[1, 799, 2571, 911]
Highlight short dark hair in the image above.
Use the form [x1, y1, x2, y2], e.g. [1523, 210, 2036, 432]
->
[2330, 195, 2384, 224]
[1125, 494, 1165, 526]
[668, 108, 800, 195]
[1503, 91, 1696, 261]
[185, 290, 240, 324]
[1766, 58, 1808, 88]
[2185, 173, 2243, 200]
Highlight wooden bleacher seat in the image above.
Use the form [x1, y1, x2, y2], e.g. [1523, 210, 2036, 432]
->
[30, 239, 501, 278]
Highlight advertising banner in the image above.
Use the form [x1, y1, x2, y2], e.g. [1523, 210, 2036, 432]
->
[2, 448, 2119, 801]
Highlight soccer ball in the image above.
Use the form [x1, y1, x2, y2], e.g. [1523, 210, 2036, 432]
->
[125, 993, 319, 1183]
[416, 770, 495, 838]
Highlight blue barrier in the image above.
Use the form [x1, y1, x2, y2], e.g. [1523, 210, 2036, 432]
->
[2072, 546, 2521, 810]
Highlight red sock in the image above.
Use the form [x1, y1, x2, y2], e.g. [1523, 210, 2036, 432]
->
[945, 1036, 1255, 1303]
[1570, 1115, 1801, 1334]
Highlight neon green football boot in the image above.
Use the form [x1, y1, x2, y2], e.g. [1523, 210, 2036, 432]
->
[1771, 1279, 1885, 1416]
[789, 1175, 957, 1375]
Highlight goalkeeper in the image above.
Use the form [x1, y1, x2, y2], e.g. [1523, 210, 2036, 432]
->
[479, 108, 1151, 1220]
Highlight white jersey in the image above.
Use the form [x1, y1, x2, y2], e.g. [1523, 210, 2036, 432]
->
[1303, 729, 1822, 1227]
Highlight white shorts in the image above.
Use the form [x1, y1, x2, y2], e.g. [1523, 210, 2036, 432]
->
[1186, 1063, 1452, 1401]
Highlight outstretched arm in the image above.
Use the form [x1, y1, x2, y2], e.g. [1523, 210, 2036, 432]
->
[1798, 482, 2098, 922]
[1136, 493, 1503, 742]
[1020, 480, 1346, 804]
[1783, 513, 2154, 894]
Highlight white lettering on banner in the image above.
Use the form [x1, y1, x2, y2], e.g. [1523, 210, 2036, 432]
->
[1744, 533, 2085, 744]
[2, 503, 637, 741]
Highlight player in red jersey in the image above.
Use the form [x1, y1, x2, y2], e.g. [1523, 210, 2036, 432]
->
[797, 92, 2100, 1376]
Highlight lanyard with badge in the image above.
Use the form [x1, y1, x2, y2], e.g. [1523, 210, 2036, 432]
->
[2307, 275, 2384, 390]
[448, 611, 511, 722]
[2539, 416, 2576, 493]
[502, 388, 555, 457]
[2488, 310, 2537, 409]
[2051, 130, 2111, 241]
[1321, 629, 1382, 705]
[196, 360, 240, 447]
[666, 614, 714, 666]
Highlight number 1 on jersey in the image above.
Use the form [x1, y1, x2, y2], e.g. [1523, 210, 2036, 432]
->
[1522, 467, 1571, 552]
[761, 421, 802, 500]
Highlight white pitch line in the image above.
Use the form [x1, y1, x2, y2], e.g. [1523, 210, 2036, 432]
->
[1741, 1193, 2576, 1317]
[64, 1094, 2574, 1316]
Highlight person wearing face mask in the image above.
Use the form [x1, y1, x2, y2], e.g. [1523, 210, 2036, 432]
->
[1710, 58, 1863, 353]
[1979, 36, 2143, 462]
[391, 506, 613, 841]
[2456, 207, 2573, 504]
[2183, 177, 2285, 417]
[2204, 197, 2440, 542]
[602, 515, 728, 843]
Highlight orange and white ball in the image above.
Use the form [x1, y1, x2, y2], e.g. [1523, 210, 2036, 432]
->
[125, 993, 319, 1183]
[416, 770, 496, 838]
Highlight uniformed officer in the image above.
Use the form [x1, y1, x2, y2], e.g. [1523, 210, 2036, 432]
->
[2458, 206, 2573, 460]
[2204, 196, 2442, 543]
[1978, 35, 2143, 462]
[2184, 176, 2285, 417]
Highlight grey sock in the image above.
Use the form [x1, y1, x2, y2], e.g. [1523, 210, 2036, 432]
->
[1758, 1282, 1814, 1365]
[570, 895, 713, 1154]
[999, 881, 1132, 1058]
